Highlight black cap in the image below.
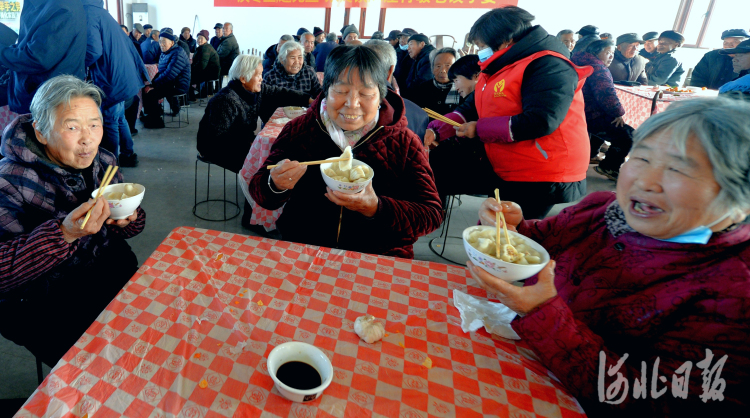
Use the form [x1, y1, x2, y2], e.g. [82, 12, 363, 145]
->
[642, 31, 659, 41]
[576, 25, 599, 36]
[721, 29, 750, 40]
[313, 27, 324, 36]
[616, 33, 643, 45]
[719, 39, 750, 55]
[659, 30, 685, 46]
[372, 31, 384, 40]
[408, 34, 430, 45]
[143, 24, 153, 30]
[214, 23, 223, 29]
[386, 30, 401, 40]
[297, 28, 310, 37]
[399, 28, 417, 37]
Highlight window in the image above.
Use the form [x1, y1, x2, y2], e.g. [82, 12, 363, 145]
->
[673, 0, 716, 48]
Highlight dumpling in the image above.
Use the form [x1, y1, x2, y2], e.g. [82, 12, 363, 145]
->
[349, 165, 366, 181]
[106, 192, 123, 201]
[475, 238, 494, 254]
[324, 168, 337, 178]
[124, 184, 137, 197]
[339, 146, 353, 171]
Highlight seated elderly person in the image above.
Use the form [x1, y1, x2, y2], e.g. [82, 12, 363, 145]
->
[556, 29, 576, 52]
[190, 30, 221, 101]
[141, 28, 190, 129]
[572, 40, 634, 181]
[197, 55, 312, 173]
[263, 41, 322, 98]
[639, 31, 659, 60]
[718, 39, 750, 98]
[410, 47, 461, 116]
[645, 30, 685, 86]
[609, 33, 648, 84]
[0, 75, 146, 367]
[572, 25, 600, 53]
[692, 30, 750, 90]
[249, 46, 443, 258]
[300, 32, 316, 68]
[472, 97, 750, 415]
[402, 34, 436, 99]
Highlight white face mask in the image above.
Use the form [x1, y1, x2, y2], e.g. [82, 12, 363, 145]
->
[477, 46, 494, 62]
[400, 44, 408, 51]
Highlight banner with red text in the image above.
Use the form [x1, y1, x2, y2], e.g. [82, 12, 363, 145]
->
[215, 0, 517, 8]
[214, 0, 334, 8]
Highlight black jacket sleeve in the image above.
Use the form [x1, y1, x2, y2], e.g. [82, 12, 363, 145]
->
[259, 85, 311, 123]
[511, 55, 578, 141]
[690, 54, 711, 88]
[647, 55, 680, 86]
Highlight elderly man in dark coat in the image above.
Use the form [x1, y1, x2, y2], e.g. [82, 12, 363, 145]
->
[691, 29, 749, 89]
[217, 22, 240, 77]
[608, 33, 648, 84]
[0, 0, 86, 114]
[402, 34, 436, 99]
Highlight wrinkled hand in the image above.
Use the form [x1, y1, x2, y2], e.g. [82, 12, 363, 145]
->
[478, 198, 523, 231]
[270, 159, 307, 191]
[467, 260, 558, 316]
[325, 183, 378, 217]
[105, 209, 138, 228]
[611, 116, 625, 128]
[424, 129, 440, 150]
[143, 85, 154, 94]
[60, 198, 111, 243]
[456, 121, 477, 138]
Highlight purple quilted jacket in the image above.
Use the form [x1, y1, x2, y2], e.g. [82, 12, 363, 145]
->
[512, 191, 749, 415]
[571, 51, 625, 123]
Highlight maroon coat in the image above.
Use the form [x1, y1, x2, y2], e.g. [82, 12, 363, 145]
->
[512, 191, 749, 415]
[249, 90, 443, 258]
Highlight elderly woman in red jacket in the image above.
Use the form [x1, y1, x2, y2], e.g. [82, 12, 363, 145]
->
[249, 45, 442, 258]
[470, 98, 750, 415]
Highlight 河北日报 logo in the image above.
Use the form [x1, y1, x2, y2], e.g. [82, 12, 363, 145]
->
[494, 80, 507, 98]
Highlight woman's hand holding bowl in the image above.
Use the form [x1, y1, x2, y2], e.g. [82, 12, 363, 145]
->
[325, 182, 378, 217]
[270, 159, 307, 190]
[479, 198, 523, 231]
[105, 211, 138, 228]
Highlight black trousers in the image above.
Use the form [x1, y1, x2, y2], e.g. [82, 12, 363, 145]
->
[588, 117, 634, 171]
[429, 138, 587, 220]
[124, 95, 139, 132]
[142, 85, 182, 117]
[0, 238, 138, 366]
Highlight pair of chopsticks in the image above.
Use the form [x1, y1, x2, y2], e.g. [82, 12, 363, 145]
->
[267, 157, 349, 169]
[494, 189, 513, 257]
[423, 108, 462, 127]
[80, 165, 118, 229]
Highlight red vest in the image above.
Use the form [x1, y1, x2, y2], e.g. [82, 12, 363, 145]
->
[476, 49, 593, 182]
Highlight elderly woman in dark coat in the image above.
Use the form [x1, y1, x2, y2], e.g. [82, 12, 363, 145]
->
[0, 76, 146, 367]
[197, 55, 312, 173]
[190, 30, 221, 100]
[263, 41, 322, 98]
[250, 46, 443, 258]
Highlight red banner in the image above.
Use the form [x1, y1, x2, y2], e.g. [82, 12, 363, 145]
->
[215, 0, 517, 8]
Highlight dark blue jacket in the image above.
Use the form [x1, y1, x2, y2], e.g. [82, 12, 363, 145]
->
[312, 41, 337, 72]
[82, 0, 145, 109]
[263, 43, 278, 75]
[402, 44, 435, 100]
[153, 44, 190, 94]
[0, 0, 86, 114]
[141, 38, 161, 64]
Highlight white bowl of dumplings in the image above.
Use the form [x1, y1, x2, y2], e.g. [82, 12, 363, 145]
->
[463, 226, 550, 283]
[91, 183, 145, 220]
[320, 157, 374, 195]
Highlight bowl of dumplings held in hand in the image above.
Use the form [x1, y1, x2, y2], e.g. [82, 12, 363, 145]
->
[320, 158, 374, 194]
[463, 225, 550, 283]
[91, 183, 145, 219]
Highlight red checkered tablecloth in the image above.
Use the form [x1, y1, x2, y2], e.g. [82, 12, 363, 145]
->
[239, 108, 294, 231]
[614, 86, 717, 129]
[14, 227, 586, 418]
[0, 105, 20, 136]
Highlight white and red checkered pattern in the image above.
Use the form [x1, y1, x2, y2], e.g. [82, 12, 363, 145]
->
[14, 227, 586, 418]
[0, 105, 20, 136]
[615, 86, 717, 129]
[239, 108, 292, 231]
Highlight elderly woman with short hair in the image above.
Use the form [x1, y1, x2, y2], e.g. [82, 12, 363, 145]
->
[0, 75, 146, 367]
[197, 55, 312, 173]
[410, 47, 461, 116]
[250, 46, 442, 258]
[263, 41, 322, 98]
[472, 98, 750, 415]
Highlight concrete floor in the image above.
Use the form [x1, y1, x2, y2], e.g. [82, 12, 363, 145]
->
[0, 102, 616, 412]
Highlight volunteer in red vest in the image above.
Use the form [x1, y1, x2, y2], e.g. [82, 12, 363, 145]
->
[429, 6, 592, 219]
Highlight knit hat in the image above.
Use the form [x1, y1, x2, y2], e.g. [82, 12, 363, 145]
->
[658, 30, 685, 46]
[143, 24, 153, 30]
[576, 25, 599, 36]
[214, 23, 223, 29]
[159, 27, 177, 42]
[198, 30, 210, 41]
[133, 23, 144, 34]
[642, 31, 659, 41]
[408, 34, 430, 45]
[616, 33, 643, 46]
[386, 30, 401, 41]
[297, 28, 310, 37]
[342, 25, 359, 40]
[721, 29, 750, 39]
[313, 27, 324, 37]
[719, 39, 750, 55]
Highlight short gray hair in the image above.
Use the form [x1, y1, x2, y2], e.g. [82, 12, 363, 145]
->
[151, 30, 159, 40]
[326, 32, 337, 42]
[224, 22, 233, 32]
[278, 41, 304, 64]
[279, 34, 293, 42]
[228, 55, 263, 81]
[31, 75, 103, 139]
[301, 32, 314, 41]
[556, 29, 574, 40]
[429, 47, 459, 69]
[364, 39, 397, 70]
[633, 97, 750, 214]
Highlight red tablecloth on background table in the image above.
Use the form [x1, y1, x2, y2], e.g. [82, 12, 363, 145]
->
[14, 227, 586, 418]
[239, 108, 294, 232]
[614, 86, 717, 129]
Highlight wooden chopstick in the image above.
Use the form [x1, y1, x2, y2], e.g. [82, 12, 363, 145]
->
[494, 189, 501, 258]
[80, 165, 118, 229]
[422, 108, 462, 127]
[495, 188, 513, 247]
[266, 157, 349, 169]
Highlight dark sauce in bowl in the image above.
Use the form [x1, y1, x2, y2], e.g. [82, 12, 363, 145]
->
[276, 361, 322, 390]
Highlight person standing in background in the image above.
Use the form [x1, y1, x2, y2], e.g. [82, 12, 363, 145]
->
[217, 22, 240, 78]
[210, 23, 223, 50]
